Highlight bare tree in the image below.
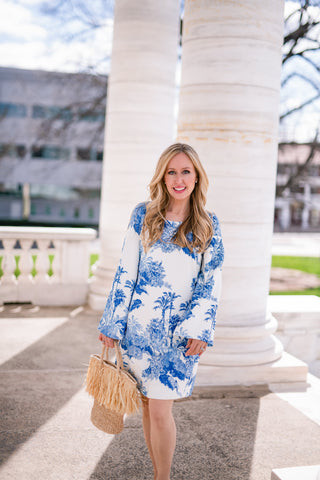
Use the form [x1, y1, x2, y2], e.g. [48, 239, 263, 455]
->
[275, 0, 320, 200]
[281, 0, 320, 120]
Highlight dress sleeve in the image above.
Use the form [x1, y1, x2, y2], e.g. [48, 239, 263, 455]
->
[97, 202, 144, 340]
[172, 212, 224, 347]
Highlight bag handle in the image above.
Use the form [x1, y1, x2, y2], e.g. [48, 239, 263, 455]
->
[101, 340, 124, 371]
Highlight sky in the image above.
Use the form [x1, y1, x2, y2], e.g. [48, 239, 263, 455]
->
[0, 0, 114, 73]
[0, 0, 319, 142]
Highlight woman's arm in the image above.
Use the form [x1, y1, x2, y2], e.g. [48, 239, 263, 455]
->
[172, 212, 225, 347]
[97, 202, 144, 342]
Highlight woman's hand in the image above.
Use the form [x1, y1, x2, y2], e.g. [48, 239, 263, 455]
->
[185, 338, 207, 356]
[98, 333, 115, 348]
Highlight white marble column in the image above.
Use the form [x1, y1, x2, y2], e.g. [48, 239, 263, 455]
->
[178, 0, 308, 385]
[89, 0, 180, 310]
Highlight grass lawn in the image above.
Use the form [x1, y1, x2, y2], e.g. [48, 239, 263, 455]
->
[270, 255, 320, 297]
[271, 256, 320, 276]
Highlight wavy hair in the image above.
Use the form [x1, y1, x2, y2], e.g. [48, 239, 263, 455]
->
[140, 143, 215, 254]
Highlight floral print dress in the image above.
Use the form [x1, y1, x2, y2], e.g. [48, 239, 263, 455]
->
[98, 201, 224, 399]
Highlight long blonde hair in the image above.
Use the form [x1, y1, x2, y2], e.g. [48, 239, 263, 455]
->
[140, 143, 214, 254]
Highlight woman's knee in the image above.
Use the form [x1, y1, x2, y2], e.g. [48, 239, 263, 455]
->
[148, 399, 174, 427]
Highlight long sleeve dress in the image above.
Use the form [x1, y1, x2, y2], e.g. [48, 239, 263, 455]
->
[98, 200, 224, 400]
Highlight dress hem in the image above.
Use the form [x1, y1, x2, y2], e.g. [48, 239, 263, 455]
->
[140, 393, 192, 401]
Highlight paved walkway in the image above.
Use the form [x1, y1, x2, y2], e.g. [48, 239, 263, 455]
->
[0, 304, 320, 480]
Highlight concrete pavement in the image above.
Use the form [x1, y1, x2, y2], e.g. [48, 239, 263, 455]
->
[0, 304, 320, 480]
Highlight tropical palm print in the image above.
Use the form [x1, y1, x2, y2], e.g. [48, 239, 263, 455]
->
[98, 201, 224, 399]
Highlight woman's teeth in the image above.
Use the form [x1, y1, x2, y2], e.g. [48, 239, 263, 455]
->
[173, 187, 186, 192]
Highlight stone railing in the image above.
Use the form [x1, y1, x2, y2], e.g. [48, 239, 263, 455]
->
[0, 227, 96, 306]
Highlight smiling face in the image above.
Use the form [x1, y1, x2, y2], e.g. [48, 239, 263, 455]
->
[164, 152, 198, 201]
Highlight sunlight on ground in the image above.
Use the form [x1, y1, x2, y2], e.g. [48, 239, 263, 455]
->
[0, 316, 69, 365]
[0, 388, 113, 479]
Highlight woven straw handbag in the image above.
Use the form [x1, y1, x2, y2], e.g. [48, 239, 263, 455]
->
[85, 341, 141, 431]
[91, 399, 124, 434]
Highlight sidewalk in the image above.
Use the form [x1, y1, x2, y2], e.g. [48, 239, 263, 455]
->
[0, 304, 320, 480]
[272, 232, 320, 257]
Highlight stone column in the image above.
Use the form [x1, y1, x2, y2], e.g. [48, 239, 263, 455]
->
[178, 0, 308, 385]
[89, 0, 180, 310]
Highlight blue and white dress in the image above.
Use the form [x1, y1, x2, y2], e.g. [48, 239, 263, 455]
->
[98, 201, 224, 399]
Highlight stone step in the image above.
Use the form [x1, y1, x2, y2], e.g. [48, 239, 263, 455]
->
[271, 465, 320, 480]
[196, 351, 308, 387]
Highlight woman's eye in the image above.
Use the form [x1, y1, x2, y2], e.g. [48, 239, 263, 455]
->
[168, 170, 190, 174]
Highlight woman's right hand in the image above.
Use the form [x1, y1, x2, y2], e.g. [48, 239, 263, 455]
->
[98, 333, 115, 348]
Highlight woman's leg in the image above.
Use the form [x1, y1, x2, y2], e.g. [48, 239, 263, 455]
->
[141, 395, 158, 479]
[148, 399, 176, 480]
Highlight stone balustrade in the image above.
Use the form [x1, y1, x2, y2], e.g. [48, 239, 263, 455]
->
[0, 227, 96, 306]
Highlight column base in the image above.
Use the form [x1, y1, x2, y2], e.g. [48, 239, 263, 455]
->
[88, 292, 107, 311]
[195, 351, 308, 389]
[88, 264, 114, 311]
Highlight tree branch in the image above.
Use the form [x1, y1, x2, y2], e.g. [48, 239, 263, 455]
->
[277, 130, 320, 197]
[280, 94, 320, 120]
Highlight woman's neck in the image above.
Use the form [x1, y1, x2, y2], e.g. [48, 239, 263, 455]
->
[166, 200, 190, 219]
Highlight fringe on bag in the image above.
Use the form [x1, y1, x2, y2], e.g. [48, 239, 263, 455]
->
[85, 354, 141, 416]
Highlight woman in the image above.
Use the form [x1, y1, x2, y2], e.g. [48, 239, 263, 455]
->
[98, 142, 224, 480]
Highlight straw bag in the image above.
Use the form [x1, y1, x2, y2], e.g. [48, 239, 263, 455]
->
[85, 341, 141, 422]
[91, 399, 124, 434]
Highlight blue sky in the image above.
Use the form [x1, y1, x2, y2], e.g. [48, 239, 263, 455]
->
[0, 0, 319, 142]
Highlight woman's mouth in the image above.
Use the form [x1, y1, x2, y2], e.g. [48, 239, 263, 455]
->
[173, 187, 186, 193]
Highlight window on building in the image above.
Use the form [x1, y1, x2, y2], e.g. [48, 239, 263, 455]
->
[77, 148, 91, 161]
[77, 148, 103, 161]
[0, 143, 26, 158]
[88, 207, 94, 218]
[308, 165, 320, 176]
[16, 145, 27, 158]
[78, 108, 105, 122]
[291, 184, 304, 194]
[45, 205, 51, 215]
[32, 105, 73, 121]
[30, 203, 36, 215]
[59, 207, 66, 217]
[32, 145, 70, 160]
[74, 207, 80, 218]
[0, 102, 27, 118]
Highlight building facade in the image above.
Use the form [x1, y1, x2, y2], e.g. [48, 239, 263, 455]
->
[275, 143, 320, 231]
[0, 67, 106, 226]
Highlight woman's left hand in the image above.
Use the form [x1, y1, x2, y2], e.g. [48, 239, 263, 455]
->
[185, 338, 207, 356]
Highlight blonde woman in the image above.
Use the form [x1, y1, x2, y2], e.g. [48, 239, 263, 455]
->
[98, 143, 224, 480]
